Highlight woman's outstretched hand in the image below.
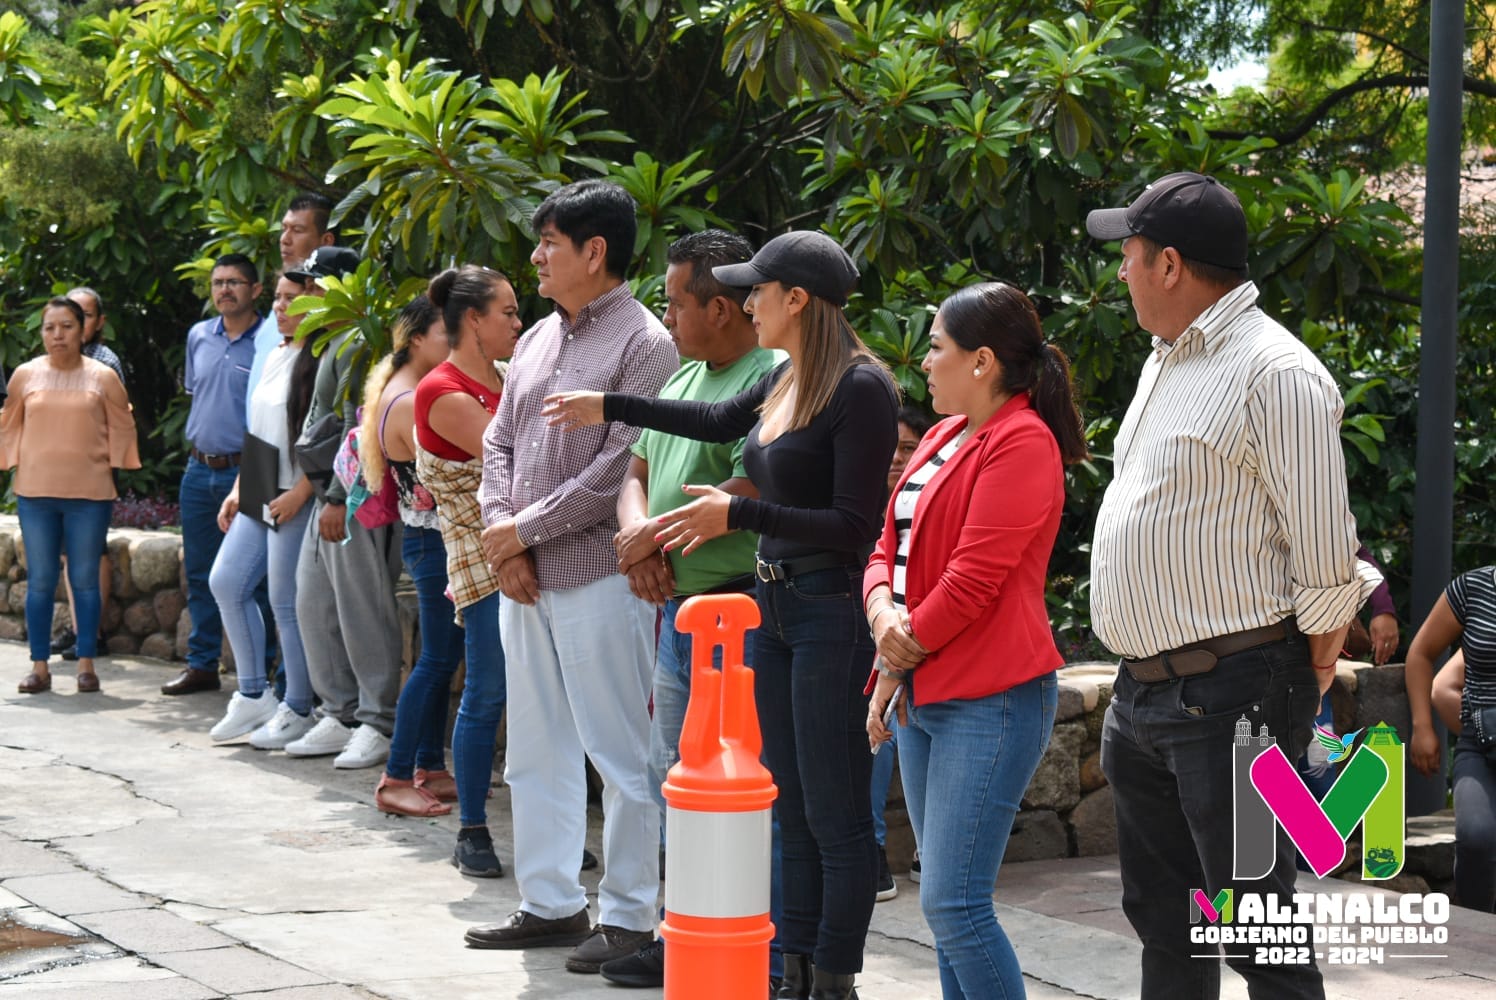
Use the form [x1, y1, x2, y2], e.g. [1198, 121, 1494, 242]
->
[653, 484, 732, 557]
[542, 392, 606, 430]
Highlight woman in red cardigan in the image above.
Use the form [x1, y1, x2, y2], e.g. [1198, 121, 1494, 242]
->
[864, 282, 1087, 999]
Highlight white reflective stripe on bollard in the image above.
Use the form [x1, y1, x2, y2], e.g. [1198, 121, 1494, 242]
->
[664, 806, 772, 918]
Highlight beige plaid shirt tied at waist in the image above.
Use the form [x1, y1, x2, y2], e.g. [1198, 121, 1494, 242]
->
[415, 442, 500, 624]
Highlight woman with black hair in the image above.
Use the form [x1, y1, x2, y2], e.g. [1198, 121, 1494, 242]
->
[3, 296, 139, 695]
[864, 282, 1088, 999]
[367, 295, 463, 816]
[206, 273, 323, 747]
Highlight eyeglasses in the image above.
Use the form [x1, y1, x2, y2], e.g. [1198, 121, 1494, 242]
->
[211, 278, 250, 290]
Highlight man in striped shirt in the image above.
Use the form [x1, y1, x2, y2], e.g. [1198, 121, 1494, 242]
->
[1086, 173, 1381, 999]
[467, 181, 678, 971]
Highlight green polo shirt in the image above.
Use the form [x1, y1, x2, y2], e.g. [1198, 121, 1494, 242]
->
[632, 347, 784, 596]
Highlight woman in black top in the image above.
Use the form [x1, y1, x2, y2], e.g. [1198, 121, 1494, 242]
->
[1406, 567, 1496, 912]
[545, 231, 897, 1000]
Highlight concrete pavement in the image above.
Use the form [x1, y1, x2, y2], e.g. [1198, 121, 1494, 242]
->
[1, 646, 1493, 999]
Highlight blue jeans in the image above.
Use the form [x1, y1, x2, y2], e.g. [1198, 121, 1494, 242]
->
[208, 506, 314, 713]
[754, 567, 876, 976]
[1452, 732, 1496, 912]
[1101, 635, 1325, 1000]
[180, 458, 274, 674]
[651, 594, 784, 977]
[900, 673, 1057, 999]
[453, 589, 506, 827]
[870, 717, 899, 846]
[16, 496, 112, 661]
[387, 526, 465, 780]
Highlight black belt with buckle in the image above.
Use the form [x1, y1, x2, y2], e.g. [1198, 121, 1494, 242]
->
[190, 447, 241, 470]
[754, 552, 858, 584]
[1122, 618, 1296, 683]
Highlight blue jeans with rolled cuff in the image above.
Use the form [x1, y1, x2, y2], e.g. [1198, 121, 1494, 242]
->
[386, 525, 465, 780]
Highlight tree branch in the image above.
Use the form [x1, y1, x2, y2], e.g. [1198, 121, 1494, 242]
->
[1209, 73, 1496, 144]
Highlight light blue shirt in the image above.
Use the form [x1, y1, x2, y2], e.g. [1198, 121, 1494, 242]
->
[183, 315, 258, 455]
[246, 312, 280, 423]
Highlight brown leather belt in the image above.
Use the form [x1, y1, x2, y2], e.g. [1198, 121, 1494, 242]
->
[190, 447, 241, 470]
[1122, 619, 1295, 683]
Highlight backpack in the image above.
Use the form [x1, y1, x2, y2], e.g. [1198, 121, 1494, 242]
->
[333, 409, 400, 531]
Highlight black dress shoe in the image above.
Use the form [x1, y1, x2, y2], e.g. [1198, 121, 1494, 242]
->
[161, 668, 222, 695]
[465, 908, 590, 949]
[50, 628, 76, 656]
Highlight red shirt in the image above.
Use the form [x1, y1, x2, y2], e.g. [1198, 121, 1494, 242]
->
[414, 361, 499, 461]
[863, 392, 1065, 705]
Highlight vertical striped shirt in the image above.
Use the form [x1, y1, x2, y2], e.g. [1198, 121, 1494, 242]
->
[1090, 281, 1381, 659]
[478, 282, 678, 592]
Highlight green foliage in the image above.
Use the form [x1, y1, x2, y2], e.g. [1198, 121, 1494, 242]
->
[2, 0, 1492, 646]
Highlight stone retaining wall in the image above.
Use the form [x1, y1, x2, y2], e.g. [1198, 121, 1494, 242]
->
[0, 518, 1447, 881]
[0, 517, 197, 663]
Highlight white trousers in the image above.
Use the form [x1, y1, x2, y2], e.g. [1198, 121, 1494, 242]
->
[501, 574, 659, 929]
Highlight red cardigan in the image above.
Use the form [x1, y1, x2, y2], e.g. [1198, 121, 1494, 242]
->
[863, 393, 1065, 705]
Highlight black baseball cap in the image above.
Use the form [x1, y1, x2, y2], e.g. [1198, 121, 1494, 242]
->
[1085, 172, 1248, 270]
[712, 231, 860, 306]
[285, 246, 361, 282]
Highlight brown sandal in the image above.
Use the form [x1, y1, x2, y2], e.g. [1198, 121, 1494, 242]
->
[77, 672, 100, 694]
[18, 672, 51, 694]
[414, 768, 459, 802]
[376, 775, 452, 817]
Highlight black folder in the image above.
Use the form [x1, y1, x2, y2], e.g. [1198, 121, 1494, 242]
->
[240, 432, 281, 530]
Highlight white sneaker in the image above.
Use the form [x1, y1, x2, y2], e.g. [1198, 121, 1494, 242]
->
[284, 715, 353, 757]
[333, 725, 390, 769]
[209, 691, 278, 742]
[248, 702, 318, 750]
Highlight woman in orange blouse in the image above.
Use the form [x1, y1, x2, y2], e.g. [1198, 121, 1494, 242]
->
[0, 297, 140, 695]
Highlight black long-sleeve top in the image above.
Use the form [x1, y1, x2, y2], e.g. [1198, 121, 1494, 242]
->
[604, 360, 898, 561]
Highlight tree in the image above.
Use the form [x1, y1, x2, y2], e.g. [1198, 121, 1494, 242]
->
[3, 0, 1485, 639]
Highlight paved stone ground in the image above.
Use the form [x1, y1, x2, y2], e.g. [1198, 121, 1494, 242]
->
[1, 647, 1493, 999]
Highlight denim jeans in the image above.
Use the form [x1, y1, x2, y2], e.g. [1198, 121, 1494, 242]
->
[1101, 634, 1325, 1000]
[754, 566, 877, 975]
[16, 496, 113, 661]
[869, 717, 899, 846]
[899, 672, 1057, 999]
[453, 589, 505, 827]
[1452, 731, 1496, 912]
[651, 594, 785, 977]
[386, 526, 465, 780]
[208, 506, 315, 712]
[180, 458, 274, 674]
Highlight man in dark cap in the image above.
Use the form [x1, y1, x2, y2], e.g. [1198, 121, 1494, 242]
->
[1086, 172, 1380, 999]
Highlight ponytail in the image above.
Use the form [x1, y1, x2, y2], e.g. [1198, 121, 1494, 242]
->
[357, 294, 436, 491]
[1031, 343, 1089, 464]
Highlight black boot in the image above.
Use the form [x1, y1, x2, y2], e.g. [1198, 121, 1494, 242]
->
[775, 954, 811, 999]
[809, 965, 858, 1000]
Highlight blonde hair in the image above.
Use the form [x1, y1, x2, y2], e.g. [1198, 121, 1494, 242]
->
[359, 295, 438, 491]
[760, 292, 894, 431]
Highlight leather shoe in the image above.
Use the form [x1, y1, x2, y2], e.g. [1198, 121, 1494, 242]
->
[161, 668, 221, 696]
[18, 671, 51, 694]
[465, 908, 590, 949]
[77, 671, 100, 694]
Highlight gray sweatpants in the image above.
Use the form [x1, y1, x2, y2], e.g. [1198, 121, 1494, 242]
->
[294, 500, 403, 733]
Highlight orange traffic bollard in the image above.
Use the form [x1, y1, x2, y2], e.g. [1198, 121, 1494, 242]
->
[660, 593, 777, 1000]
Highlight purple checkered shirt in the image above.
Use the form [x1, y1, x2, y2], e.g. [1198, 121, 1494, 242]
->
[479, 281, 678, 592]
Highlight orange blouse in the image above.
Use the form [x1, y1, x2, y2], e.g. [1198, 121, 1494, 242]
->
[0, 356, 141, 500]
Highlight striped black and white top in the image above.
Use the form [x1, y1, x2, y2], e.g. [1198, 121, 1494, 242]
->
[1445, 567, 1496, 721]
[890, 436, 962, 611]
[1090, 281, 1381, 660]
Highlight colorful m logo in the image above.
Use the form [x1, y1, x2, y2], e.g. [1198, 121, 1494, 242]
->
[1190, 888, 1233, 924]
[1232, 721, 1404, 880]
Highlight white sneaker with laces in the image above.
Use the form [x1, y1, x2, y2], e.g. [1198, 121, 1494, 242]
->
[209, 691, 278, 742]
[334, 725, 390, 769]
[284, 715, 353, 757]
[248, 702, 318, 750]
